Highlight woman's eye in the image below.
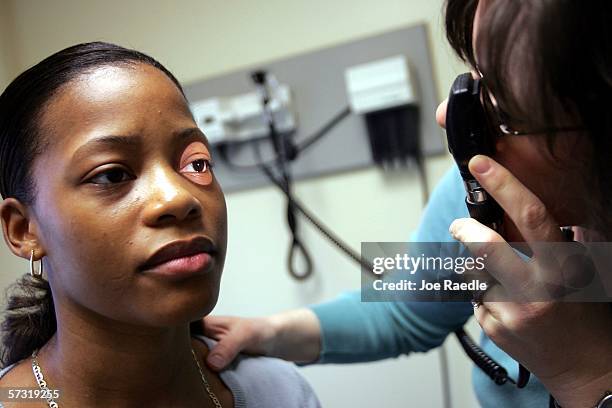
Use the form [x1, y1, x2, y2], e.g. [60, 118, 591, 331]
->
[181, 158, 211, 173]
[88, 168, 133, 185]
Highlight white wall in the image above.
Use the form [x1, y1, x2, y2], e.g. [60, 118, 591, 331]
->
[0, 1, 16, 90]
[2, 1, 481, 407]
[0, 0, 25, 303]
[7, 0, 464, 92]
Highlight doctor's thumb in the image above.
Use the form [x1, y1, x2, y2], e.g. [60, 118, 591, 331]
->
[206, 339, 241, 371]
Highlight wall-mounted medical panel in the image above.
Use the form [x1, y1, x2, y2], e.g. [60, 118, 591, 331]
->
[183, 23, 444, 192]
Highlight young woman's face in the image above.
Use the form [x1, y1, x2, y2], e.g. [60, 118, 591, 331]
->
[30, 64, 227, 327]
[436, 0, 590, 227]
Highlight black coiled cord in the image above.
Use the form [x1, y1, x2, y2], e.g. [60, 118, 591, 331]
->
[455, 328, 517, 386]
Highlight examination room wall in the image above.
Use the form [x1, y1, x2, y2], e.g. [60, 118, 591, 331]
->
[0, 2, 15, 98]
[0, 2, 23, 297]
[0, 1, 480, 407]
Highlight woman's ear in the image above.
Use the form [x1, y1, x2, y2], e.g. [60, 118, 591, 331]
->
[0, 198, 46, 260]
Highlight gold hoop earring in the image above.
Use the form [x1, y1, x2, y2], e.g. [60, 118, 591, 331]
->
[30, 249, 43, 279]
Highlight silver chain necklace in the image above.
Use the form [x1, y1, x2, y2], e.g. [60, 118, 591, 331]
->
[191, 348, 223, 408]
[31, 349, 58, 408]
[31, 348, 223, 408]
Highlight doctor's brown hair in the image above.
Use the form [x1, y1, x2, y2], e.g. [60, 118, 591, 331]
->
[445, 0, 612, 236]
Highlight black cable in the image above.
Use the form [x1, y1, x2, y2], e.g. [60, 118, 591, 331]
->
[454, 331, 529, 388]
[454, 309, 531, 387]
[296, 106, 351, 152]
[217, 132, 375, 276]
[455, 328, 514, 386]
[275, 143, 315, 280]
[254, 143, 374, 275]
[253, 72, 314, 280]
[452, 289, 532, 387]
[549, 394, 557, 408]
[451, 249, 532, 387]
[517, 364, 531, 388]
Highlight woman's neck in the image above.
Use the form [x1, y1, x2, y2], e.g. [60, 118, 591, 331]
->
[36, 302, 221, 408]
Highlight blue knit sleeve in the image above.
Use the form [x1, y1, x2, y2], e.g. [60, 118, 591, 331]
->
[310, 166, 475, 363]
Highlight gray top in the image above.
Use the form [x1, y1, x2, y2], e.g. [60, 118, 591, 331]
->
[0, 335, 320, 408]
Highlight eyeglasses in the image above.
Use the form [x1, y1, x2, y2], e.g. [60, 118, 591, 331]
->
[476, 69, 585, 137]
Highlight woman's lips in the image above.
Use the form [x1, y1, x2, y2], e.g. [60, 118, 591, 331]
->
[138, 236, 217, 279]
[140, 252, 213, 279]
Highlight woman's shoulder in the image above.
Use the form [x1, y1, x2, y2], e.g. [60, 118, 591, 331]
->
[193, 335, 321, 408]
[0, 358, 37, 386]
[0, 359, 41, 408]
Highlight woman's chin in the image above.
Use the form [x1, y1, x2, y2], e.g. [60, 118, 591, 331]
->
[135, 292, 219, 328]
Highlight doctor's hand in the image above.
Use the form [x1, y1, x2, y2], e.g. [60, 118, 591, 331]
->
[449, 155, 612, 408]
[203, 308, 322, 371]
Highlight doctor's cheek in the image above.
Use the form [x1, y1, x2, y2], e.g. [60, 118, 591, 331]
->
[436, 98, 448, 129]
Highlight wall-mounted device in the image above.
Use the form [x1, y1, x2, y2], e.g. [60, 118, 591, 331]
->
[190, 82, 297, 145]
[345, 55, 417, 114]
[183, 24, 443, 193]
[344, 55, 421, 170]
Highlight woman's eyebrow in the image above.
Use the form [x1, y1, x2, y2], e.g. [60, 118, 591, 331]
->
[70, 128, 210, 164]
[177, 127, 210, 149]
[71, 135, 142, 163]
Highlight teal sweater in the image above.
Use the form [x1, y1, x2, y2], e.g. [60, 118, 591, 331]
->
[310, 166, 551, 408]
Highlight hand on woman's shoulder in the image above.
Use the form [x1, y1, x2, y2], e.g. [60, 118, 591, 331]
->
[195, 335, 321, 408]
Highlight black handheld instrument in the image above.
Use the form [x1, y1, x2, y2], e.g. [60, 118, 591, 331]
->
[446, 72, 530, 389]
[446, 72, 504, 233]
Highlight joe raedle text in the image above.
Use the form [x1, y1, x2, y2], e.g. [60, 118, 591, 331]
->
[372, 279, 488, 292]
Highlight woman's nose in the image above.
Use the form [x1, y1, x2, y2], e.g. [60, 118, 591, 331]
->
[436, 98, 448, 129]
[141, 167, 202, 227]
